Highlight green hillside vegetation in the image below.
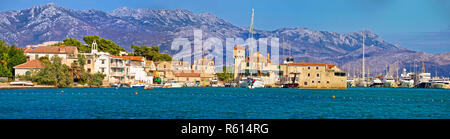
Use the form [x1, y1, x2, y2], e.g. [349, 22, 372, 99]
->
[53, 36, 126, 56]
[130, 45, 172, 61]
[0, 40, 27, 78]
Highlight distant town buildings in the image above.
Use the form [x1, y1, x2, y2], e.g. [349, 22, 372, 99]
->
[14, 41, 347, 88]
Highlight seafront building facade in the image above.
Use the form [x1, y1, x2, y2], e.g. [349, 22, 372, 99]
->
[233, 45, 347, 88]
[279, 62, 347, 89]
[15, 41, 346, 88]
[18, 42, 153, 85]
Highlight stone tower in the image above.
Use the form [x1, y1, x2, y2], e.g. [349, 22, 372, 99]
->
[234, 45, 245, 80]
[91, 40, 98, 54]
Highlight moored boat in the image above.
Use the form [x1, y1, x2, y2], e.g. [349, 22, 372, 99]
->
[163, 82, 183, 88]
[239, 78, 264, 89]
[130, 83, 146, 88]
[10, 81, 34, 86]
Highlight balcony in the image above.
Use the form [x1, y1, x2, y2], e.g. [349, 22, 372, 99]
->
[110, 72, 125, 76]
[110, 63, 125, 68]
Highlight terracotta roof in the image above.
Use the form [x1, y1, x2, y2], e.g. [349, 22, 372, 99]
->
[287, 62, 328, 66]
[120, 56, 144, 61]
[24, 46, 77, 54]
[175, 71, 201, 77]
[327, 64, 336, 69]
[234, 45, 244, 50]
[13, 60, 44, 69]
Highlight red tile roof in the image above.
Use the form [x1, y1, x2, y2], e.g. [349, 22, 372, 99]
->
[13, 60, 44, 69]
[327, 64, 336, 69]
[24, 46, 78, 54]
[287, 62, 328, 66]
[175, 71, 201, 77]
[234, 45, 244, 50]
[120, 56, 144, 61]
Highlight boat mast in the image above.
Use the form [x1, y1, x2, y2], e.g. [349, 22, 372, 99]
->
[422, 60, 425, 73]
[362, 35, 366, 82]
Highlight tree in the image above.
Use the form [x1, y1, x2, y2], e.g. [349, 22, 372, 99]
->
[131, 45, 172, 61]
[35, 56, 73, 88]
[83, 36, 125, 56]
[77, 54, 87, 69]
[0, 40, 27, 78]
[86, 72, 106, 87]
[52, 37, 89, 53]
[216, 66, 234, 82]
[0, 63, 11, 77]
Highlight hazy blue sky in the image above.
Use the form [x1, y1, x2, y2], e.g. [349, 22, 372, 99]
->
[0, 0, 448, 53]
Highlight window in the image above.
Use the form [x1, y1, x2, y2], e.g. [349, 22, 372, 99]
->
[304, 82, 308, 85]
[164, 65, 166, 69]
[308, 67, 310, 70]
[101, 59, 105, 64]
[334, 72, 346, 76]
[87, 60, 91, 64]
[318, 81, 321, 84]
[87, 68, 91, 73]
[307, 73, 310, 77]
[312, 80, 314, 83]
[316, 66, 319, 70]
[101, 68, 105, 73]
[317, 73, 320, 77]
[327, 81, 330, 84]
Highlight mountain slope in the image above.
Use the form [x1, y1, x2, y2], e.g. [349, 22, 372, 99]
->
[0, 3, 448, 77]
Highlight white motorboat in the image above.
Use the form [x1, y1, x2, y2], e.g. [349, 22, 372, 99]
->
[163, 82, 183, 88]
[130, 83, 146, 88]
[10, 81, 34, 86]
[239, 78, 264, 88]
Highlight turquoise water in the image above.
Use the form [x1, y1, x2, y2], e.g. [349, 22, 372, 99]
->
[0, 87, 448, 119]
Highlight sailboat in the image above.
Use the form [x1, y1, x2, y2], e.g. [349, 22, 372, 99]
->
[238, 8, 264, 89]
[355, 35, 367, 87]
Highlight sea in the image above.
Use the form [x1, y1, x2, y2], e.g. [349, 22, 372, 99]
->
[0, 87, 448, 119]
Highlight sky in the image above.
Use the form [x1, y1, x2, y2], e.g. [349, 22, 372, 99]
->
[0, 0, 448, 54]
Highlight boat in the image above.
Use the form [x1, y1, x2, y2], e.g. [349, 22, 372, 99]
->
[163, 81, 183, 88]
[383, 77, 396, 88]
[399, 68, 414, 88]
[239, 78, 264, 89]
[346, 79, 355, 87]
[130, 83, 146, 88]
[370, 77, 383, 87]
[112, 84, 122, 88]
[144, 85, 154, 90]
[415, 72, 432, 88]
[210, 80, 219, 87]
[431, 78, 450, 89]
[10, 81, 34, 86]
[184, 81, 196, 87]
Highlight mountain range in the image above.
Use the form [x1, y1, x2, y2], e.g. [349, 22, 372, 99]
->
[0, 3, 448, 77]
